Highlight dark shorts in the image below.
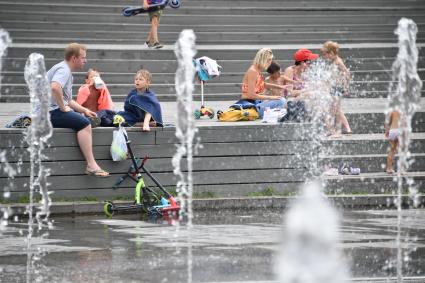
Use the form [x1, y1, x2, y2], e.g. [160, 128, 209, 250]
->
[149, 9, 162, 21]
[50, 109, 90, 131]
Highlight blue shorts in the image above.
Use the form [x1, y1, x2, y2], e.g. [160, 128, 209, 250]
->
[50, 109, 90, 131]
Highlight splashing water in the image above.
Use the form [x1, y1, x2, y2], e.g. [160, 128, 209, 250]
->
[0, 29, 13, 232]
[275, 181, 349, 283]
[302, 58, 335, 179]
[172, 29, 197, 283]
[24, 53, 53, 283]
[386, 18, 422, 283]
[0, 29, 11, 96]
[276, 56, 351, 282]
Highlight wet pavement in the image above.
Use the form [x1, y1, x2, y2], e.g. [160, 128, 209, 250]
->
[0, 208, 425, 283]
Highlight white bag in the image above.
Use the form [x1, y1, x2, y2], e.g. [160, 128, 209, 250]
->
[110, 125, 128, 161]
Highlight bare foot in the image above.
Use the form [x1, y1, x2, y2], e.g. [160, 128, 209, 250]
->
[142, 125, 150, 132]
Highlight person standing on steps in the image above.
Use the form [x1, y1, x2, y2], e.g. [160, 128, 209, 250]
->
[143, 0, 164, 49]
[47, 43, 109, 177]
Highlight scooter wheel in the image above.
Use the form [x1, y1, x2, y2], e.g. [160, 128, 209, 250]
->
[194, 109, 201, 119]
[103, 201, 115, 218]
[169, 0, 181, 9]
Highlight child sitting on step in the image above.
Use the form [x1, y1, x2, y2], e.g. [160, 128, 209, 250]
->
[265, 61, 302, 98]
[385, 110, 400, 174]
[115, 69, 163, 131]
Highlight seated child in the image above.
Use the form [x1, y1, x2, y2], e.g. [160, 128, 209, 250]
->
[115, 69, 163, 131]
[76, 68, 114, 113]
[385, 110, 400, 174]
[265, 61, 302, 98]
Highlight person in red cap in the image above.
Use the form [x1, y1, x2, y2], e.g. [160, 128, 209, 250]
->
[281, 48, 319, 98]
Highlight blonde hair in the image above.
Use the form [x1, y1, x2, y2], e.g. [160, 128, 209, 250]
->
[135, 69, 152, 83]
[322, 41, 339, 55]
[65, 43, 87, 61]
[253, 48, 273, 69]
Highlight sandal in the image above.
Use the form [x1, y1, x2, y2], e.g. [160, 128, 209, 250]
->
[85, 169, 110, 178]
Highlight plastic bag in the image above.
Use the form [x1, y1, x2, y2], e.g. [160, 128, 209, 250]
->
[110, 125, 128, 161]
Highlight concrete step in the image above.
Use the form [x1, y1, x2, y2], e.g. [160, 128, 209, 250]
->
[322, 133, 425, 155]
[4, 0, 424, 7]
[5, 45, 423, 62]
[2, 83, 424, 102]
[1, 1, 425, 14]
[7, 29, 423, 45]
[323, 171, 425, 194]
[321, 153, 425, 173]
[3, 56, 424, 76]
[4, 69, 423, 85]
[1, 10, 424, 30]
[3, 20, 425, 33]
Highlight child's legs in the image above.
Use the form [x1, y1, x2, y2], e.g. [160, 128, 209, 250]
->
[326, 97, 338, 133]
[386, 139, 398, 172]
[338, 110, 351, 132]
[148, 12, 161, 43]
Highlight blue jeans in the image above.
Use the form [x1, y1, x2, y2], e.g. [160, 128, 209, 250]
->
[50, 109, 90, 131]
[256, 98, 286, 119]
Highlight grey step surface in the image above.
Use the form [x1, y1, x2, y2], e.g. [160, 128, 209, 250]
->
[1, 100, 424, 134]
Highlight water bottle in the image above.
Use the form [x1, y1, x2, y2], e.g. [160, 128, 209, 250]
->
[93, 76, 104, 89]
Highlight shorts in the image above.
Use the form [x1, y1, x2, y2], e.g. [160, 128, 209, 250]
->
[50, 109, 90, 131]
[149, 9, 162, 22]
[389, 128, 399, 141]
[330, 86, 345, 97]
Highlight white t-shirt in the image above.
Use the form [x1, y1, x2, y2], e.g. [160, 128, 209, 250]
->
[46, 60, 73, 111]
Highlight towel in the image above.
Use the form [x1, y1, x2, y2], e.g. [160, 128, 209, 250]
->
[118, 89, 163, 126]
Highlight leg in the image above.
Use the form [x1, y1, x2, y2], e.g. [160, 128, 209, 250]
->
[150, 15, 159, 43]
[256, 98, 285, 119]
[339, 109, 352, 133]
[77, 125, 108, 176]
[143, 112, 152, 132]
[50, 109, 109, 177]
[386, 139, 398, 173]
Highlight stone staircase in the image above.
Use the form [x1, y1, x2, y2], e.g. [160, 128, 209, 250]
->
[0, 0, 424, 201]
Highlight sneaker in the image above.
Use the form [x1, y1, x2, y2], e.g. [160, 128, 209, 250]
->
[152, 42, 164, 49]
[144, 41, 154, 48]
[89, 117, 101, 128]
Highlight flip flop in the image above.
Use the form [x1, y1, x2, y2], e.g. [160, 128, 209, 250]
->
[85, 169, 110, 178]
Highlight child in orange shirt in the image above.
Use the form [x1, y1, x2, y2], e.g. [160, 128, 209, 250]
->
[76, 68, 114, 112]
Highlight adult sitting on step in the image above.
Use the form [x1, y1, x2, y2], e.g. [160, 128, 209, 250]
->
[282, 48, 319, 99]
[237, 48, 287, 119]
[76, 68, 116, 127]
[47, 43, 109, 177]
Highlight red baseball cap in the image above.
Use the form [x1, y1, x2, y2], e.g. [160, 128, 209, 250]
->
[294, 48, 319, 62]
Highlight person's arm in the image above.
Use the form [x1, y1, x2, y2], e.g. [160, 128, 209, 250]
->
[336, 57, 351, 85]
[51, 82, 71, 112]
[281, 73, 302, 85]
[384, 112, 393, 137]
[68, 99, 97, 118]
[264, 81, 289, 90]
[244, 69, 281, 100]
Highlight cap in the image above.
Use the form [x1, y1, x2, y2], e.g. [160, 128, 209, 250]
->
[294, 48, 319, 62]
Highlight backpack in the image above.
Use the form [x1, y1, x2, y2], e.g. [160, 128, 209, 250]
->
[279, 101, 306, 123]
[217, 106, 259, 122]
